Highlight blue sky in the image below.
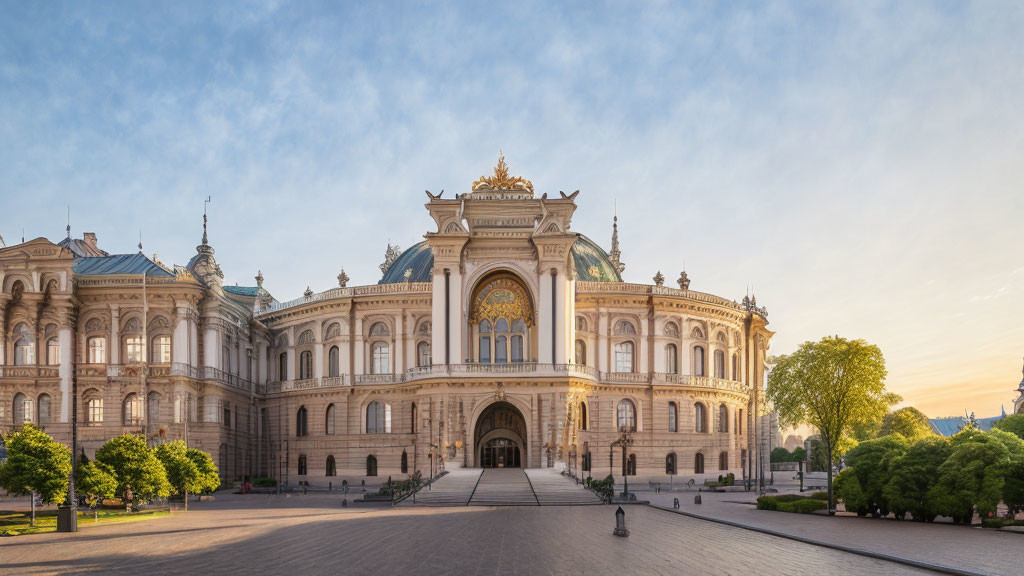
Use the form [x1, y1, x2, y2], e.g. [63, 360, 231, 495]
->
[2, 1, 1022, 418]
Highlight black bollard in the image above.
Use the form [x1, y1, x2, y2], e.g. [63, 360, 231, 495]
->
[674, 497, 680, 509]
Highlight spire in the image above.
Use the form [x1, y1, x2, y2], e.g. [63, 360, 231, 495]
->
[255, 270, 264, 288]
[66, 206, 71, 241]
[138, 229, 143, 253]
[1018, 357, 1024, 391]
[608, 203, 625, 275]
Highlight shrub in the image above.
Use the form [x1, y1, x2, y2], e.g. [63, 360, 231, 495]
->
[756, 496, 778, 510]
[842, 435, 909, 517]
[251, 477, 276, 487]
[835, 468, 869, 516]
[883, 436, 951, 521]
[587, 475, 614, 501]
[810, 491, 829, 500]
[779, 499, 828, 514]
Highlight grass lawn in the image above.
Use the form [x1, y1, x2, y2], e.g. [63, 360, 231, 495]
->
[0, 508, 171, 536]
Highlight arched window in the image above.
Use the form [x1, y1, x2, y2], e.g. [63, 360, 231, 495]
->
[366, 401, 391, 434]
[123, 393, 141, 426]
[579, 402, 588, 431]
[665, 344, 678, 374]
[13, 393, 32, 424]
[616, 399, 636, 432]
[511, 318, 526, 363]
[478, 320, 492, 363]
[666, 452, 677, 475]
[417, 341, 430, 367]
[299, 350, 313, 379]
[296, 406, 308, 437]
[411, 403, 418, 434]
[714, 350, 726, 378]
[575, 339, 586, 365]
[371, 342, 390, 374]
[613, 320, 636, 335]
[37, 394, 51, 426]
[668, 401, 678, 433]
[494, 318, 509, 363]
[575, 316, 588, 332]
[328, 346, 340, 377]
[694, 346, 706, 376]
[366, 455, 378, 476]
[720, 452, 729, 470]
[731, 353, 739, 380]
[152, 336, 171, 363]
[88, 337, 106, 364]
[325, 404, 336, 435]
[664, 322, 680, 337]
[614, 341, 634, 372]
[46, 338, 60, 365]
[298, 454, 307, 476]
[695, 403, 708, 433]
[691, 326, 705, 339]
[401, 450, 409, 474]
[694, 452, 705, 474]
[626, 453, 636, 476]
[85, 392, 103, 425]
[718, 404, 729, 433]
[326, 455, 336, 476]
[13, 323, 34, 365]
[278, 353, 288, 381]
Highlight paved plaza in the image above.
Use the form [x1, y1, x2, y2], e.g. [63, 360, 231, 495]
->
[0, 495, 962, 576]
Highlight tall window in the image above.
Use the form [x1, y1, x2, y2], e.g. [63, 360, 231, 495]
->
[296, 406, 308, 437]
[718, 404, 729, 433]
[366, 401, 391, 434]
[695, 402, 708, 433]
[125, 335, 143, 363]
[13, 323, 33, 365]
[616, 399, 636, 432]
[88, 337, 106, 364]
[298, 455, 307, 476]
[614, 342, 634, 372]
[86, 395, 103, 425]
[478, 320, 492, 363]
[371, 343, 390, 374]
[665, 344, 678, 374]
[471, 274, 533, 364]
[37, 394, 51, 426]
[720, 452, 729, 470]
[278, 353, 288, 380]
[13, 393, 32, 425]
[401, 450, 409, 473]
[153, 336, 171, 363]
[299, 351, 313, 379]
[325, 404, 336, 435]
[695, 453, 705, 474]
[46, 338, 60, 365]
[714, 350, 726, 378]
[326, 455, 336, 476]
[694, 346, 706, 376]
[366, 455, 378, 477]
[123, 394, 141, 426]
[738, 409, 744, 434]
[666, 452, 677, 475]
[329, 346, 340, 377]
[417, 341, 430, 367]
[731, 353, 739, 380]
[494, 319, 508, 363]
[579, 402, 588, 431]
[668, 402, 678, 433]
[576, 316, 588, 331]
[626, 453, 636, 476]
[575, 339, 586, 365]
[511, 319, 526, 362]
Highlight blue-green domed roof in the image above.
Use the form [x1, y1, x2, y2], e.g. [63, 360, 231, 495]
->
[380, 236, 621, 284]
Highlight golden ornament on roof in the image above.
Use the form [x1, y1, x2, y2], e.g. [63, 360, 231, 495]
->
[472, 150, 534, 193]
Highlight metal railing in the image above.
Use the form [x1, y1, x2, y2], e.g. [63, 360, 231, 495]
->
[256, 282, 432, 316]
[170, 363, 253, 391]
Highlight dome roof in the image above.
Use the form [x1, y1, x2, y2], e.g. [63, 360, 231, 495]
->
[379, 235, 622, 284]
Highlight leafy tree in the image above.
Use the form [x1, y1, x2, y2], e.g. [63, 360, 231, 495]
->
[880, 407, 934, 441]
[768, 336, 897, 514]
[927, 427, 1024, 522]
[850, 415, 883, 442]
[0, 424, 71, 525]
[154, 441, 219, 510]
[994, 413, 1024, 441]
[840, 435, 908, 517]
[771, 447, 793, 463]
[76, 461, 118, 520]
[834, 469, 868, 514]
[95, 433, 170, 509]
[185, 447, 221, 496]
[883, 435, 952, 521]
[791, 446, 807, 462]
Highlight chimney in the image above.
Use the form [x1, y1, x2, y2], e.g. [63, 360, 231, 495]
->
[83, 232, 97, 248]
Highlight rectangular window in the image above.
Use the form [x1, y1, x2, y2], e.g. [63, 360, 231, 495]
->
[511, 336, 523, 363]
[47, 340, 61, 365]
[125, 336, 143, 363]
[87, 399, 104, 424]
[479, 336, 490, 363]
[89, 338, 106, 364]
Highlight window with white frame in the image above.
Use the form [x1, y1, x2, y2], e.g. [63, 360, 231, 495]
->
[614, 341, 634, 372]
[366, 401, 391, 434]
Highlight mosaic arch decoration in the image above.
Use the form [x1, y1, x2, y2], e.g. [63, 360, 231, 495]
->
[469, 274, 535, 327]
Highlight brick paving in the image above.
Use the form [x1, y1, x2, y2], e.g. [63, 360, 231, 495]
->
[640, 489, 1023, 576]
[0, 495, 943, 576]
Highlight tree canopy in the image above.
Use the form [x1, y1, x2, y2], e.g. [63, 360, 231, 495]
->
[994, 413, 1024, 441]
[882, 435, 952, 521]
[0, 424, 71, 505]
[927, 427, 1024, 521]
[76, 461, 118, 509]
[95, 434, 170, 503]
[154, 441, 219, 508]
[768, 336, 897, 512]
[880, 407, 934, 441]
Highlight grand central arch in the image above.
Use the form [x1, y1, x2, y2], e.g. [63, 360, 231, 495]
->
[473, 401, 528, 468]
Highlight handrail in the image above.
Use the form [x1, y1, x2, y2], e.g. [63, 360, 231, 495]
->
[256, 282, 432, 316]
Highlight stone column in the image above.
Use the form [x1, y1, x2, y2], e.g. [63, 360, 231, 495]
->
[203, 321, 220, 370]
[353, 317, 364, 375]
[394, 312, 404, 373]
[0, 298, 7, 367]
[537, 269, 553, 364]
[257, 341, 267, 384]
[58, 308, 73, 422]
[313, 323, 324, 380]
[448, 269, 463, 363]
[639, 314, 650, 374]
[172, 303, 190, 364]
[597, 310, 609, 374]
[430, 270, 446, 365]
[109, 305, 120, 365]
[286, 327, 296, 381]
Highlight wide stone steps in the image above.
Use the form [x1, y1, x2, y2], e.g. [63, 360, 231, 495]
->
[404, 468, 482, 506]
[468, 469, 538, 506]
[525, 469, 605, 505]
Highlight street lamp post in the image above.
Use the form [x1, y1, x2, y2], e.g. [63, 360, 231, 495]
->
[57, 307, 78, 533]
[611, 426, 634, 500]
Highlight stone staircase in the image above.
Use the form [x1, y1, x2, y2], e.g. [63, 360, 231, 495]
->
[525, 469, 604, 505]
[468, 469, 539, 506]
[403, 468, 482, 506]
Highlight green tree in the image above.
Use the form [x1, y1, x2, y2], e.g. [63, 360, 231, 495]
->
[76, 461, 118, 520]
[994, 413, 1024, 441]
[0, 424, 71, 525]
[771, 447, 793, 463]
[840, 435, 908, 517]
[154, 441, 219, 510]
[95, 433, 170, 509]
[791, 446, 807, 462]
[880, 407, 934, 441]
[768, 336, 898, 514]
[883, 436, 952, 522]
[927, 427, 1024, 522]
[185, 447, 221, 496]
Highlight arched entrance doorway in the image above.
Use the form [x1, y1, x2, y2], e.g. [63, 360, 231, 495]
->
[474, 401, 527, 468]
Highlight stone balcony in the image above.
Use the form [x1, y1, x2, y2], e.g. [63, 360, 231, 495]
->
[0, 365, 59, 378]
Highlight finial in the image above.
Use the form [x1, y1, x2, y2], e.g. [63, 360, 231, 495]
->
[256, 270, 264, 288]
[66, 206, 71, 241]
[304, 286, 313, 298]
[202, 196, 211, 245]
[337, 267, 349, 288]
[677, 271, 690, 290]
[608, 205, 625, 276]
[138, 229, 143, 253]
[653, 271, 664, 286]
[404, 268, 413, 282]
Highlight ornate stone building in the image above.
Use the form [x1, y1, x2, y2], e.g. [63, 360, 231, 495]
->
[0, 156, 773, 487]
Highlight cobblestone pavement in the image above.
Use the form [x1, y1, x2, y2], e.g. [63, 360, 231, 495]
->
[639, 489, 1023, 576]
[0, 497, 943, 576]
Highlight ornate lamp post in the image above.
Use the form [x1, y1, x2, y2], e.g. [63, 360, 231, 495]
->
[611, 426, 634, 499]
